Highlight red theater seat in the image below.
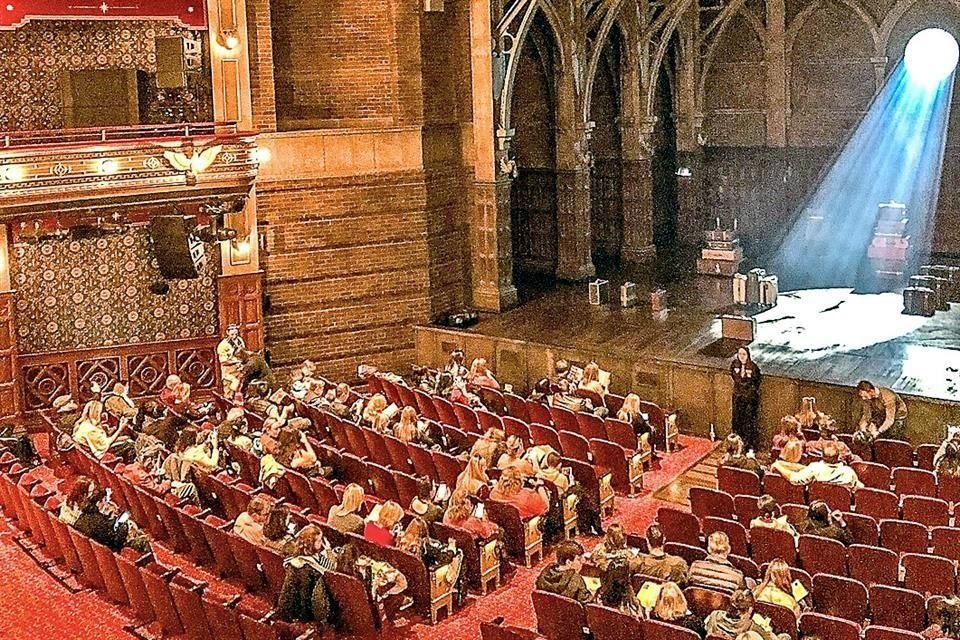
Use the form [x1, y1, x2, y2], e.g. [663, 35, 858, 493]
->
[799, 534, 848, 577]
[869, 584, 925, 632]
[689, 487, 735, 521]
[585, 603, 644, 640]
[532, 590, 587, 640]
[718, 466, 761, 497]
[849, 544, 899, 587]
[800, 612, 861, 640]
[812, 574, 867, 623]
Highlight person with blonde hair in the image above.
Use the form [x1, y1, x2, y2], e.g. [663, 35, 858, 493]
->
[470, 428, 506, 467]
[497, 435, 535, 475]
[394, 406, 433, 446]
[455, 454, 491, 496]
[772, 416, 804, 451]
[361, 394, 392, 431]
[688, 531, 745, 593]
[327, 483, 365, 534]
[754, 558, 801, 616]
[467, 358, 500, 390]
[73, 399, 129, 459]
[489, 466, 549, 519]
[443, 489, 500, 538]
[651, 581, 704, 635]
[617, 393, 652, 441]
[579, 362, 606, 396]
[363, 500, 404, 547]
[770, 439, 806, 477]
[397, 517, 463, 595]
[233, 494, 272, 546]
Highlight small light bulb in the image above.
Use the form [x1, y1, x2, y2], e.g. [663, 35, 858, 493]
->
[0, 165, 24, 182]
[97, 159, 118, 175]
[253, 147, 271, 164]
[224, 33, 240, 50]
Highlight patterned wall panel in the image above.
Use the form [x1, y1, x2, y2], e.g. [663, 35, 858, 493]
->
[176, 346, 217, 390]
[0, 20, 211, 131]
[76, 357, 121, 402]
[12, 228, 219, 354]
[22, 362, 70, 411]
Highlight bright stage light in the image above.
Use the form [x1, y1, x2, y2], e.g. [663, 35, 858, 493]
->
[905, 28, 959, 86]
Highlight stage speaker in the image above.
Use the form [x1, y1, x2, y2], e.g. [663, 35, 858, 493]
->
[156, 37, 187, 88]
[149, 215, 203, 279]
[720, 314, 756, 342]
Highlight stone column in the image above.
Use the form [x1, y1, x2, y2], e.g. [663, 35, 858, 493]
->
[620, 117, 657, 264]
[675, 144, 706, 245]
[765, 0, 788, 147]
[555, 121, 597, 281]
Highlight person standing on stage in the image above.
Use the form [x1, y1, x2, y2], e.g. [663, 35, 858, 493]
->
[217, 324, 246, 397]
[856, 380, 907, 441]
[730, 347, 762, 453]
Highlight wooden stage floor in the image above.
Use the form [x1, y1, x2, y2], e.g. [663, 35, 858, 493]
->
[467, 276, 960, 404]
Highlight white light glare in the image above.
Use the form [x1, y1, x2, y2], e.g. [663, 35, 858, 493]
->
[905, 28, 959, 86]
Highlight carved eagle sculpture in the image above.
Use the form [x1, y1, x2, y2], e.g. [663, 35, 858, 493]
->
[163, 144, 223, 177]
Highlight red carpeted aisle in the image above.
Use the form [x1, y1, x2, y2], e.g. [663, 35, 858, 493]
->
[1, 435, 714, 640]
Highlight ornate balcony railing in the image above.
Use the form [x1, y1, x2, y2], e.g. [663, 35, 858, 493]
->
[0, 122, 259, 219]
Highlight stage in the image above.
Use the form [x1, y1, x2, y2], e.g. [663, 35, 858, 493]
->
[415, 274, 960, 444]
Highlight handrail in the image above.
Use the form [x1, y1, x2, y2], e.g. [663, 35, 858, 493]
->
[0, 121, 240, 148]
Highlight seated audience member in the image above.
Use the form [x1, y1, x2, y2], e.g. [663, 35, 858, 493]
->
[795, 396, 826, 432]
[689, 531, 745, 593]
[103, 382, 139, 421]
[705, 589, 789, 640]
[754, 559, 801, 616]
[443, 489, 500, 538]
[455, 454, 491, 497]
[471, 428, 506, 468]
[141, 406, 184, 450]
[598, 559, 639, 615]
[721, 434, 763, 475]
[590, 523, 633, 571]
[60, 476, 95, 525]
[617, 393, 653, 442]
[274, 427, 321, 476]
[159, 374, 186, 410]
[53, 394, 82, 432]
[497, 436, 536, 475]
[327, 483, 366, 534]
[163, 427, 213, 496]
[750, 495, 797, 538]
[445, 349, 468, 380]
[632, 523, 689, 585]
[804, 418, 857, 464]
[397, 517, 463, 593]
[651, 581, 704, 635]
[467, 358, 500, 390]
[937, 441, 960, 479]
[537, 451, 600, 535]
[119, 436, 171, 495]
[770, 439, 806, 477]
[934, 426, 960, 470]
[410, 478, 445, 524]
[181, 426, 220, 473]
[489, 467, 550, 519]
[258, 417, 283, 456]
[247, 381, 294, 423]
[528, 378, 552, 402]
[327, 382, 358, 418]
[772, 416, 804, 451]
[535, 540, 593, 603]
[234, 495, 271, 546]
[395, 406, 434, 447]
[240, 348, 278, 394]
[72, 400, 131, 460]
[263, 503, 297, 555]
[523, 443, 560, 473]
[361, 394, 393, 431]
[536, 451, 571, 493]
[578, 362, 607, 397]
[795, 500, 853, 545]
[218, 413, 254, 452]
[74, 488, 133, 552]
[437, 371, 476, 407]
[364, 501, 405, 547]
[276, 525, 338, 625]
[924, 595, 960, 639]
[776, 442, 863, 489]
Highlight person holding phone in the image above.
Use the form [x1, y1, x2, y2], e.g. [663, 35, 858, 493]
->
[731, 347, 762, 453]
[443, 489, 500, 538]
[74, 487, 131, 551]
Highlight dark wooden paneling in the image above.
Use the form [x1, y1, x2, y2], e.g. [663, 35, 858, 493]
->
[512, 168, 558, 275]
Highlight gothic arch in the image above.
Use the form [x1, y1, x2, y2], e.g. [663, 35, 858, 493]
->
[786, 0, 881, 57]
[697, 6, 768, 113]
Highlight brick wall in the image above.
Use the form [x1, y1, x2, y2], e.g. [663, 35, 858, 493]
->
[245, 0, 277, 132]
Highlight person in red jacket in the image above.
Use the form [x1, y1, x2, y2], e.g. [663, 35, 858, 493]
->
[363, 500, 404, 547]
[489, 467, 549, 519]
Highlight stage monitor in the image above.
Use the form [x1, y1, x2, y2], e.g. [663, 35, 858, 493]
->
[149, 215, 204, 279]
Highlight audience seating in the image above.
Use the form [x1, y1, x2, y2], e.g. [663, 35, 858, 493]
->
[703, 517, 748, 556]
[902, 552, 956, 595]
[864, 627, 924, 640]
[800, 612, 861, 640]
[869, 584, 926, 632]
[799, 534, 848, 577]
[584, 603, 643, 640]
[689, 487, 734, 521]
[718, 466, 760, 497]
[874, 440, 915, 469]
[848, 544, 899, 587]
[812, 574, 868, 623]
[879, 519, 929, 555]
[532, 590, 587, 640]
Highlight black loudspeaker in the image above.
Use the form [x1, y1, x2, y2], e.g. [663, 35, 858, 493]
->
[149, 215, 203, 279]
[155, 36, 186, 89]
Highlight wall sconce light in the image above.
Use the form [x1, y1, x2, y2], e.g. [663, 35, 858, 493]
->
[97, 158, 119, 175]
[253, 147, 271, 164]
[221, 30, 241, 51]
[0, 165, 24, 182]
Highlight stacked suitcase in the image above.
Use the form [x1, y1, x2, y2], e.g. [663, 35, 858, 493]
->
[868, 202, 909, 289]
[904, 264, 960, 316]
[697, 228, 744, 277]
[733, 268, 778, 308]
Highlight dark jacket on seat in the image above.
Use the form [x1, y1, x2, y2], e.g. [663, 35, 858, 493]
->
[535, 563, 593, 603]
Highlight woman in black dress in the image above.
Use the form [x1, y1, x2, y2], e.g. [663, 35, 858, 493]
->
[731, 346, 761, 453]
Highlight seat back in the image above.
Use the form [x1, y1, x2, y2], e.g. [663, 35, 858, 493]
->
[901, 494, 949, 527]
[873, 439, 914, 469]
[558, 431, 591, 462]
[718, 466, 761, 496]
[855, 487, 900, 520]
[585, 603, 644, 640]
[68, 527, 106, 591]
[414, 389, 440, 421]
[255, 546, 288, 603]
[503, 393, 531, 423]
[367, 462, 400, 504]
[755, 600, 798, 640]
[812, 573, 867, 623]
[139, 562, 185, 635]
[527, 401, 554, 427]
[503, 416, 533, 447]
[89, 537, 129, 605]
[603, 393, 625, 416]
[168, 573, 213, 640]
[434, 396, 460, 428]
[588, 439, 632, 494]
[762, 473, 806, 506]
[704, 517, 748, 556]
[892, 467, 937, 498]
[115, 548, 156, 624]
[657, 507, 701, 546]
[200, 589, 245, 638]
[683, 586, 730, 619]
[843, 511, 880, 546]
[454, 404, 481, 433]
[916, 443, 939, 470]
[362, 430, 393, 467]
[851, 461, 892, 489]
[879, 518, 929, 555]
[937, 473, 960, 505]
[902, 552, 956, 595]
[848, 544, 899, 587]
[227, 531, 266, 591]
[549, 406, 580, 434]
[869, 584, 925, 632]
[408, 444, 439, 481]
[603, 418, 637, 452]
[532, 590, 587, 640]
[798, 534, 848, 577]
[663, 542, 706, 566]
[530, 424, 563, 452]
[864, 626, 924, 640]
[931, 526, 960, 562]
[325, 570, 381, 638]
[486, 500, 526, 560]
[808, 482, 852, 512]
[576, 413, 607, 442]
[689, 487, 735, 521]
[750, 525, 797, 566]
[799, 612, 861, 640]
[392, 470, 421, 509]
[432, 451, 465, 489]
[733, 494, 760, 524]
[478, 409, 504, 433]
[641, 619, 701, 640]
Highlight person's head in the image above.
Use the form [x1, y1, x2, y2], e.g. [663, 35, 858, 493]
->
[400, 406, 417, 428]
[246, 495, 271, 522]
[67, 476, 95, 508]
[449, 349, 465, 365]
[737, 347, 751, 364]
[807, 500, 831, 526]
[366, 394, 387, 415]
[757, 494, 780, 520]
[728, 588, 756, 620]
[724, 433, 745, 458]
[621, 393, 641, 416]
[470, 358, 489, 377]
[80, 400, 104, 424]
[582, 362, 600, 384]
[276, 427, 300, 459]
[336, 543, 361, 576]
[112, 382, 127, 396]
[376, 501, 404, 529]
[338, 483, 365, 515]
[504, 435, 525, 459]
[533, 378, 551, 395]
[598, 559, 633, 609]
[496, 466, 524, 496]
[175, 426, 199, 453]
[778, 416, 802, 438]
[165, 374, 182, 391]
[445, 489, 473, 523]
[780, 438, 804, 464]
[931, 596, 960, 637]
[263, 417, 282, 440]
[484, 428, 505, 444]
[762, 558, 793, 593]
[654, 581, 689, 621]
[822, 441, 840, 464]
[646, 523, 666, 550]
[939, 442, 960, 473]
[399, 517, 428, 549]
[707, 531, 731, 559]
[294, 524, 325, 557]
[226, 324, 240, 339]
[544, 451, 562, 471]
[438, 372, 455, 392]
[334, 383, 350, 402]
[856, 380, 878, 400]
[555, 360, 569, 376]
[602, 523, 626, 551]
[263, 504, 291, 541]
[818, 417, 838, 440]
[555, 540, 584, 570]
[396, 407, 419, 442]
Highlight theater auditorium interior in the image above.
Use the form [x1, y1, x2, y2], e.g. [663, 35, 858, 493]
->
[6, 0, 960, 639]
